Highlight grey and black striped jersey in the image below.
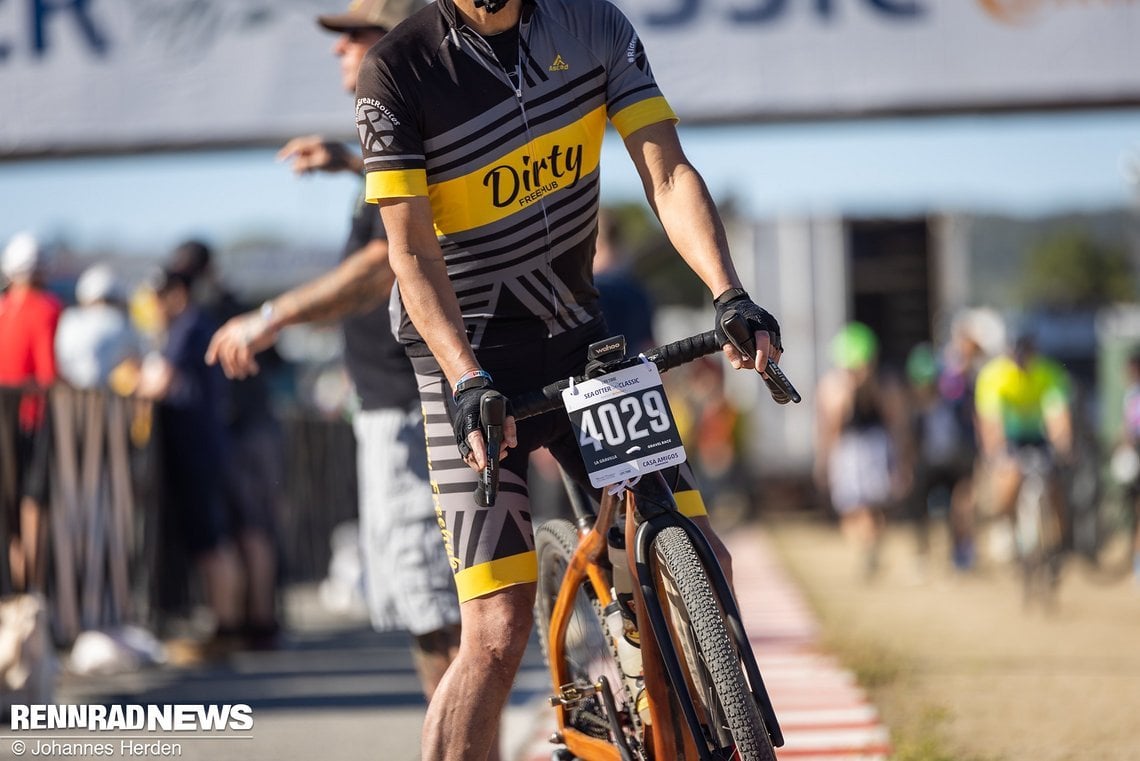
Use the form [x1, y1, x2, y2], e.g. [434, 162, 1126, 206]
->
[356, 0, 676, 354]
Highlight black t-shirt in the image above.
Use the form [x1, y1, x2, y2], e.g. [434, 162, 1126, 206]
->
[341, 187, 421, 411]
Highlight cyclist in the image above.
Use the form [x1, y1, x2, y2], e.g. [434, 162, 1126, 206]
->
[354, 0, 783, 758]
[974, 329, 1072, 551]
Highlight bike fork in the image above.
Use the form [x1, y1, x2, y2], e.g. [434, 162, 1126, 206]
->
[632, 512, 785, 753]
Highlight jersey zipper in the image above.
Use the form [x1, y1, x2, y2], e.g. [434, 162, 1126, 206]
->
[457, 22, 558, 330]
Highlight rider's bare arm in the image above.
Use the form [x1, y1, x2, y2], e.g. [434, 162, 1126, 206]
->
[378, 197, 479, 387]
[378, 196, 519, 468]
[623, 120, 777, 373]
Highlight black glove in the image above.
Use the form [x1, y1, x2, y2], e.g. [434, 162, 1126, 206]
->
[713, 288, 783, 357]
[450, 372, 496, 459]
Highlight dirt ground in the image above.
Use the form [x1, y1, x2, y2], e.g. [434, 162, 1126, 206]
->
[761, 514, 1140, 761]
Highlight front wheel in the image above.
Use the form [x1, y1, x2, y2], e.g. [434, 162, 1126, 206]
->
[654, 526, 777, 761]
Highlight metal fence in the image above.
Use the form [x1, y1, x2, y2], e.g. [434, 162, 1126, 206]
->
[0, 385, 357, 645]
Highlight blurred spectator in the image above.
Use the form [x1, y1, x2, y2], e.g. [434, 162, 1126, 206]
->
[905, 342, 977, 575]
[54, 263, 142, 392]
[168, 240, 282, 648]
[936, 310, 994, 570]
[136, 269, 243, 647]
[681, 356, 749, 518]
[594, 208, 655, 354]
[0, 232, 61, 592]
[815, 322, 911, 579]
[1118, 350, 1140, 583]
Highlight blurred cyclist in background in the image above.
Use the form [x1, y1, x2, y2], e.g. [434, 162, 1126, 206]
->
[974, 329, 1072, 545]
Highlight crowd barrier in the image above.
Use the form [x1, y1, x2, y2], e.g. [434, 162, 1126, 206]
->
[0, 385, 358, 646]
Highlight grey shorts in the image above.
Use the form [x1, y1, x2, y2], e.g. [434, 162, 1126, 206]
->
[354, 406, 461, 635]
[828, 427, 894, 514]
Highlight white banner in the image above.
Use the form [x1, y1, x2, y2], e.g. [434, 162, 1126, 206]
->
[1, 0, 1138, 156]
[626, 0, 1140, 121]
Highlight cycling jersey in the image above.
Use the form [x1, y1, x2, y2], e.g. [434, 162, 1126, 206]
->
[975, 354, 1070, 445]
[355, 0, 677, 355]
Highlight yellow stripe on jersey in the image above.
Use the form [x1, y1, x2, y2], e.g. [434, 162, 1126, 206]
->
[365, 168, 429, 201]
[610, 96, 677, 140]
[431, 105, 606, 236]
[453, 550, 538, 602]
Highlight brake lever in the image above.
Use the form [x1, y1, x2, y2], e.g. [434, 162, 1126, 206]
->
[474, 391, 507, 507]
[721, 311, 802, 405]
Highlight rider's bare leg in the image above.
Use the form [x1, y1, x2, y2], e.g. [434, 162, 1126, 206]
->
[420, 583, 534, 761]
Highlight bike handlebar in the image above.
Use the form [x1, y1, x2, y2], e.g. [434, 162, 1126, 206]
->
[474, 321, 800, 506]
[510, 324, 800, 422]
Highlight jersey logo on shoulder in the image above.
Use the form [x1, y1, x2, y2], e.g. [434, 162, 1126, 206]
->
[356, 98, 400, 154]
[548, 54, 569, 72]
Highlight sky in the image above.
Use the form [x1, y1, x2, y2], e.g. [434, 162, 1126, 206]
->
[1, 106, 1138, 257]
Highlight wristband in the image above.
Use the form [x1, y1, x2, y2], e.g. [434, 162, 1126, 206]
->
[259, 300, 279, 330]
[713, 287, 748, 307]
[453, 369, 493, 400]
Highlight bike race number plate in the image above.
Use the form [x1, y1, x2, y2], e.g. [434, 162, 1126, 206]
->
[562, 362, 687, 488]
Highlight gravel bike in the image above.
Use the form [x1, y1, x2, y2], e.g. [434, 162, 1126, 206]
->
[1011, 444, 1064, 609]
[477, 315, 798, 760]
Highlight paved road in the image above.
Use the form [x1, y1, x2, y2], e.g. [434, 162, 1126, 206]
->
[2, 587, 551, 761]
[2, 525, 893, 761]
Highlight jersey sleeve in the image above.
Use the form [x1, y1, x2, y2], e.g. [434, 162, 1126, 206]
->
[356, 52, 429, 203]
[594, 1, 677, 139]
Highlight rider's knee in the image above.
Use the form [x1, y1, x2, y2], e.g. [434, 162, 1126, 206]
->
[462, 584, 535, 656]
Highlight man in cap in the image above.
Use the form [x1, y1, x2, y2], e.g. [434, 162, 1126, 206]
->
[0, 232, 61, 592]
[205, 0, 474, 721]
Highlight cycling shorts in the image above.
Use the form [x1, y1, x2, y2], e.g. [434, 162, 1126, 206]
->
[412, 319, 707, 603]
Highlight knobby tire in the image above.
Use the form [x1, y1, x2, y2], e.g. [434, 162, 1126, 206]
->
[653, 526, 776, 761]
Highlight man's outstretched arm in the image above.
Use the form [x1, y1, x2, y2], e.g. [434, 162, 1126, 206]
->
[205, 238, 394, 378]
[624, 120, 780, 373]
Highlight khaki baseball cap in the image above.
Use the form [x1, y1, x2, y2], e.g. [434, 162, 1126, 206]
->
[317, 0, 427, 33]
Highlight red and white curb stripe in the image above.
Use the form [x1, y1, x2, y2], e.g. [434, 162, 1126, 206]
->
[512, 527, 891, 761]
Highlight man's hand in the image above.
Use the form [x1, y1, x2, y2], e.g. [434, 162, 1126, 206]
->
[205, 310, 278, 379]
[713, 288, 783, 373]
[277, 135, 360, 175]
[451, 380, 518, 472]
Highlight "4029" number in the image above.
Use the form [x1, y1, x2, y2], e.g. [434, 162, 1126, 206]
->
[578, 390, 671, 452]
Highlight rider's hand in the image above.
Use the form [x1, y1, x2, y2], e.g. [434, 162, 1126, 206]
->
[713, 288, 783, 374]
[205, 308, 279, 379]
[276, 135, 359, 175]
[451, 374, 517, 471]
